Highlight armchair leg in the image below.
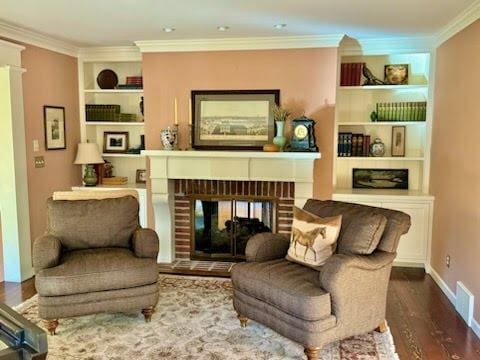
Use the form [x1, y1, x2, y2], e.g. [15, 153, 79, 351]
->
[237, 314, 248, 328]
[375, 319, 388, 333]
[45, 319, 59, 335]
[304, 346, 320, 360]
[142, 307, 154, 323]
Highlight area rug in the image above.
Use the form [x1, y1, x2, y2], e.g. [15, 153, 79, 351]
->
[14, 275, 399, 359]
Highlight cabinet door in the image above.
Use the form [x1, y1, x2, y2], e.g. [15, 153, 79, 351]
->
[138, 191, 147, 228]
[382, 202, 429, 263]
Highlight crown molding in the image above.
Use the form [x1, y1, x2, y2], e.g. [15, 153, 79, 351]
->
[135, 34, 344, 53]
[78, 46, 141, 62]
[0, 20, 79, 57]
[339, 36, 435, 55]
[436, 0, 480, 46]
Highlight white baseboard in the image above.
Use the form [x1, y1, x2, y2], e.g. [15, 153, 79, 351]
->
[428, 266, 456, 305]
[428, 264, 480, 339]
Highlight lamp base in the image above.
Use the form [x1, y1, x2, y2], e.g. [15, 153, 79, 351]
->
[83, 164, 98, 186]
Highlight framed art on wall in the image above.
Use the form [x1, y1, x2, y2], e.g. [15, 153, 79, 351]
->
[43, 106, 66, 150]
[103, 131, 129, 153]
[191, 90, 279, 150]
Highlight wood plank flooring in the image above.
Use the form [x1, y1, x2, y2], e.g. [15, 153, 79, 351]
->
[1, 267, 479, 359]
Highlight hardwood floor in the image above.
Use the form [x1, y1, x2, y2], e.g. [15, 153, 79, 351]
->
[1, 268, 479, 359]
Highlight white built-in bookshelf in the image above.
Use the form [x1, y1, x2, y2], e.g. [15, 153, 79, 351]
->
[333, 52, 433, 196]
[79, 56, 145, 186]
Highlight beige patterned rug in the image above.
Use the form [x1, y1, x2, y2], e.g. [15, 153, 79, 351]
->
[15, 275, 399, 359]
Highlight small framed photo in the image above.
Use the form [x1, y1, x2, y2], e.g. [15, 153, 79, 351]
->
[103, 131, 129, 153]
[391, 126, 406, 157]
[353, 168, 409, 189]
[44, 106, 66, 150]
[136, 169, 147, 183]
[384, 64, 408, 85]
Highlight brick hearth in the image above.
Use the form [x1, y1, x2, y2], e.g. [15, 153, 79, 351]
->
[173, 180, 295, 260]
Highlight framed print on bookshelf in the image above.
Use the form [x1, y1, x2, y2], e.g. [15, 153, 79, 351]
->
[191, 89, 279, 150]
[103, 131, 129, 153]
[43, 106, 66, 150]
[136, 169, 147, 184]
[352, 168, 409, 189]
[391, 126, 406, 157]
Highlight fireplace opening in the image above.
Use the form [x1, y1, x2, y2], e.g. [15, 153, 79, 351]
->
[191, 197, 276, 261]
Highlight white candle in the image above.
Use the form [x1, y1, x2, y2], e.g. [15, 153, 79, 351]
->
[174, 98, 178, 125]
[189, 98, 192, 125]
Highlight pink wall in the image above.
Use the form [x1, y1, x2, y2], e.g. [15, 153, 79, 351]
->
[430, 20, 480, 321]
[20, 44, 81, 242]
[142, 48, 338, 224]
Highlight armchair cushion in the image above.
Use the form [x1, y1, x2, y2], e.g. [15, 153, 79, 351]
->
[36, 248, 158, 297]
[46, 196, 139, 250]
[231, 259, 332, 321]
[245, 232, 290, 262]
[132, 228, 159, 258]
[33, 235, 62, 272]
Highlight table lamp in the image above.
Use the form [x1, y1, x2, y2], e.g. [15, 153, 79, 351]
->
[74, 143, 104, 186]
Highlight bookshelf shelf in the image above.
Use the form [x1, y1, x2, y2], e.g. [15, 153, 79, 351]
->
[101, 153, 144, 158]
[338, 84, 428, 91]
[85, 121, 144, 126]
[338, 121, 426, 126]
[84, 89, 143, 94]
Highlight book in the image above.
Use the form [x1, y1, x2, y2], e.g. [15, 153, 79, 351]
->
[102, 176, 128, 185]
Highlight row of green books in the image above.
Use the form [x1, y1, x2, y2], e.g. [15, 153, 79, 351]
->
[86, 104, 138, 122]
[375, 102, 427, 122]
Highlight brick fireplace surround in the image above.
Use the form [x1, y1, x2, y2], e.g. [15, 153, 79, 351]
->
[142, 150, 320, 264]
[174, 179, 295, 259]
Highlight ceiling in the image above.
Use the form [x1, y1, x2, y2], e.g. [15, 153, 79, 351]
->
[0, 0, 476, 47]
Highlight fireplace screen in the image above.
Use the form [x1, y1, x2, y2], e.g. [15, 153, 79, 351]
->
[192, 198, 274, 260]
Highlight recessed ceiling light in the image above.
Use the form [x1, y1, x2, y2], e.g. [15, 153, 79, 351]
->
[163, 27, 175, 33]
[217, 26, 230, 31]
[274, 24, 287, 29]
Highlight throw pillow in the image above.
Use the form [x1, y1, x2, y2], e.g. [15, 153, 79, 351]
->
[286, 207, 342, 268]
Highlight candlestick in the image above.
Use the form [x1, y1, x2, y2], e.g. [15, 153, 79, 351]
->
[174, 98, 178, 125]
[188, 123, 193, 150]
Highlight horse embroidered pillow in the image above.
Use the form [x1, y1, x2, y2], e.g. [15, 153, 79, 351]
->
[286, 207, 342, 268]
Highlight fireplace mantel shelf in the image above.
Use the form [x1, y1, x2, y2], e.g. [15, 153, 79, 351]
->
[142, 150, 321, 160]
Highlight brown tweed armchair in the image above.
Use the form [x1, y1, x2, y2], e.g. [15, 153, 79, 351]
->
[33, 194, 159, 335]
[231, 199, 411, 360]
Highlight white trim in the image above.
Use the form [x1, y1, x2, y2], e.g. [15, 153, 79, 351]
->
[436, 0, 480, 46]
[135, 34, 344, 53]
[78, 46, 141, 62]
[472, 318, 480, 339]
[0, 39, 25, 51]
[0, 20, 79, 57]
[428, 266, 456, 305]
[339, 36, 435, 55]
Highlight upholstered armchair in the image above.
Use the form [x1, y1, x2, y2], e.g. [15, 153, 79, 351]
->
[33, 192, 159, 335]
[231, 199, 411, 360]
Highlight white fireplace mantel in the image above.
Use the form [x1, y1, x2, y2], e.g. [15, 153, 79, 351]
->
[142, 150, 320, 262]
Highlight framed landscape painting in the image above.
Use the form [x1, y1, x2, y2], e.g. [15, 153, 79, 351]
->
[352, 168, 409, 189]
[191, 90, 279, 150]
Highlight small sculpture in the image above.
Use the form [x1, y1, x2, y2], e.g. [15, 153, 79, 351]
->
[363, 65, 385, 86]
[160, 127, 178, 150]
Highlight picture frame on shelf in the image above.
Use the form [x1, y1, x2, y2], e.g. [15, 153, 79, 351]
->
[384, 64, 408, 85]
[136, 169, 147, 184]
[352, 168, 409, 190]
[391, 126, 406, 157]
[103, 131, 129, 153]
[191, 89, 279, 150]
[43, 106, 66, 150]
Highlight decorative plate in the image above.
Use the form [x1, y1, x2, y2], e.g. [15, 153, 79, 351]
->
[96, 69, 118, 89]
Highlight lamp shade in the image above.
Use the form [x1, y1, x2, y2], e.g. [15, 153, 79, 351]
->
[74, 143, 104, 165]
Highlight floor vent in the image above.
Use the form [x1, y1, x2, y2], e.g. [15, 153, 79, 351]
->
[455, 282, 474, 326]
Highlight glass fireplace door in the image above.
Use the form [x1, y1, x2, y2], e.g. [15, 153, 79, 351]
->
[192, 198, 274, 261]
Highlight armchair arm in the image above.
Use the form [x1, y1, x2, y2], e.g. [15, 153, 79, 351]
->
[33, 235, 62, 272]
[245, 232, 290, 262]
[319, 251, 396, 338]
[132, 228, 159, 259]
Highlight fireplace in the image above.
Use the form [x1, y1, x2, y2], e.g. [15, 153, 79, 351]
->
[174, 179, 295, 261]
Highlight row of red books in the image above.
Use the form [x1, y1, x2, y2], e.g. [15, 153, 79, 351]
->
[338, 133, 371, 157]
[126, 76, 143, 85]
[340, 63, 364, 86]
